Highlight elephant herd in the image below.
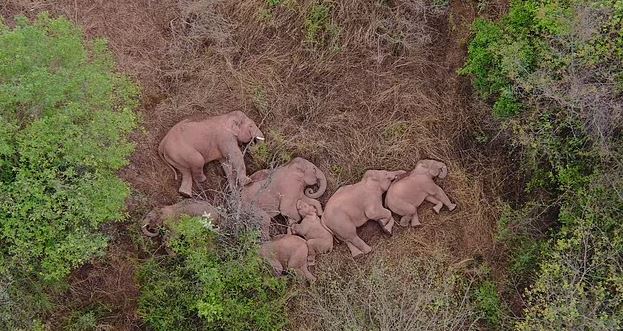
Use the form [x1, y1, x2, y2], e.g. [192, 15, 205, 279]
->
[142, 111, 457, 282]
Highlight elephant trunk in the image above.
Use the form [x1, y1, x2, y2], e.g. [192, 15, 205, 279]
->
[142, 223, 159, 237]
[305, 165, 327, 199]
[141, 211, 160, 237]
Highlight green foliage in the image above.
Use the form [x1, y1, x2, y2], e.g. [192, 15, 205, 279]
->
[475, 281, 503, 328]
[251, 129, 293, 167]
[463, 0, 623, 329]
[0, 13, 137, 329]
[138, 216, 288, 331]
[305, 2, 340, 48]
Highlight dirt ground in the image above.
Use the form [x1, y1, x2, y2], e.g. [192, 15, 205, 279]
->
[2, 0, 514, 329]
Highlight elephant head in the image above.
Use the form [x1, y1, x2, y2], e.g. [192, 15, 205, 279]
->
[363, 169, 407, 191]
[415, 159, 448, 179]
[229, 111, 265, 144]
[141, 209, 161, 237]
[291, 157, 327, 199]
[296, 199, 318, 218]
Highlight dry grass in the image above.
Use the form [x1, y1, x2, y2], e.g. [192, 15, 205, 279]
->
[2, 0, 515, 328]
[290, 242, 481, 330]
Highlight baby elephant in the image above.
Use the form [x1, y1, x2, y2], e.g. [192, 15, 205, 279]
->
[260, 234, 316, 282]
[141, 199, 221, 237]
[385, 159, 456, 227]
[291, 200, 333, 266]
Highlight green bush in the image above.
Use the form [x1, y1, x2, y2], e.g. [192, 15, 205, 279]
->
[462, 0, 623, 329]
[474, 281, 503, 328]
[0, 13, 137, 328]
[138, 216, 288, 331]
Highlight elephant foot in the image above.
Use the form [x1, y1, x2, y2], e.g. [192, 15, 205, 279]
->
[197, 174, 207, 182]
[399, 215, 411, 227]
[433, 203, 442, 214]
[448, 203, 457, 211]
[380, 219, 394, 235]
[411, 218, 422, 227]
[346, 242, 363, 258]
[179, 188, 192, 198]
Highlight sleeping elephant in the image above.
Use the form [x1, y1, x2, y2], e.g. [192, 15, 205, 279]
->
[385, 159, 456, 227]
[291, 200, 333, 266]
[260, 234, 316, 282]
[322, 170, 406, 257]
[242, 157, 327, 226]
[141, 199, 221, 237]
[159, 111, 264, 197]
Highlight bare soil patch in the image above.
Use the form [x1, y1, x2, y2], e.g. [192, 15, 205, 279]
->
[2, 0, 515, 329]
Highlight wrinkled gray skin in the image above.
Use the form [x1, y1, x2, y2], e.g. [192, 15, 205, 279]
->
[291, 200, 333, 266]
[242, 157, 327, 230]
[322, 170, 406, 257]
[141, 199, 221, 237]
[260, 234, 316, 282]
[159, 111, 265, 197]
[385, 159, 456, 227]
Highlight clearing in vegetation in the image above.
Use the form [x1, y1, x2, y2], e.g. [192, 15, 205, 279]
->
[0, 0, 621, 330]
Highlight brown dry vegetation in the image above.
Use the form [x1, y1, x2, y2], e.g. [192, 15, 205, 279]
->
[2, 0, 514, 329]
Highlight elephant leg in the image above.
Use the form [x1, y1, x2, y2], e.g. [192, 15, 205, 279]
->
[179, 169, 194, 197]
[365, 207, 394, 235]
[191, 166, 207, 183]
[300, 196, 324, 215]
[400, 215, 413, 227]
[306, 239, 322, 266]
[349, 235, 372, 257]
[426, 195, 443, 214]
[299, 264, 317, 283]
[432, 185, 456, 211]
[346, 241, 363, 257]
[410, 210, 421, 227]
[268, 259, 284, 276]
[220, 161, 236, 188]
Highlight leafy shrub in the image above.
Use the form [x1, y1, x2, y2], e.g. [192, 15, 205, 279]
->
[462, 0, 623, 328]
[474, 281, 503, 328]
[0, 13, 138, 329]
[138, 216, 288, 331]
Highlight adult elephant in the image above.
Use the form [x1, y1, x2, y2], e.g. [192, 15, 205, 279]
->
[322, 169, 406, 257]
[159, 111, 264, 197]
[242, 157, 327, 227]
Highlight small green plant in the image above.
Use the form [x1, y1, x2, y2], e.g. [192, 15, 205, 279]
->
[475, 281, 503, 328]
[0, 13, 137, 329]
[138, 216, 288, 331]
[304, 2, 340, 48]
[250, 129, 292, 167]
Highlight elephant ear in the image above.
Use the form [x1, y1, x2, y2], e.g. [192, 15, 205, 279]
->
[428, 166, 441, 177]
[228, 115, 243, 137]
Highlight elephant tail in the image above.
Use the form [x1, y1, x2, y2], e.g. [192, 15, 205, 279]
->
[158, 142, 178, 180]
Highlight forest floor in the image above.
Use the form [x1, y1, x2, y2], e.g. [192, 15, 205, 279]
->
[2, 0, 513, 329]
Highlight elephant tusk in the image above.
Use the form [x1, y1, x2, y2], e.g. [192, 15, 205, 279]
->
[255, 137, 265, 141]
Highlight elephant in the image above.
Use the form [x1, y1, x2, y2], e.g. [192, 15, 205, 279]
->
[322, 170, 406, 258]
[291, 200, 333, 266]
[141, 199, 221, 237]
[159, 111, 264, 197]
[242, 157, 327, 227]
[385, 159, 456, 227]
[260, 234, 316, 282]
